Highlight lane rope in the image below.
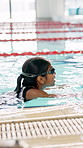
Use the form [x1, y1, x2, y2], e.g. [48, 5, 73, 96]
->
[0, 50, 83, 57]
[0, 37, 83, 42]
[0, 30, 83, 34]
[1, 22, 83, 29]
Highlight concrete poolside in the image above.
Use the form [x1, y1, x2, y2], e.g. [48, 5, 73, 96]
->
[0, 104, 83, 148]
[0, 104, 83, 122]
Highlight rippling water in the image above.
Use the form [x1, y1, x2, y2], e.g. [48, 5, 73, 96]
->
[0, 21, 83, 109]
[0, 54, 83, 109]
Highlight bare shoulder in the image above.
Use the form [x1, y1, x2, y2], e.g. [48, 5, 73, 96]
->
[26, 88, 50, 100]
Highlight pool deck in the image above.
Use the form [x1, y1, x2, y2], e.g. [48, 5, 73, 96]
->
[0, 104, 83, 148]
[0, 104, 83, 122]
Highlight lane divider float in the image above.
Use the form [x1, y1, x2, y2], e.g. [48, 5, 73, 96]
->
[0, 50, 83, 57]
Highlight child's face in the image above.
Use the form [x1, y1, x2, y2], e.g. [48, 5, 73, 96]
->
[44, 65, 56, 88]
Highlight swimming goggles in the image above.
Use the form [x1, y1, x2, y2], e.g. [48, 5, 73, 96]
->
[22, 67, 55, 77]
[46, 67, 55, 75]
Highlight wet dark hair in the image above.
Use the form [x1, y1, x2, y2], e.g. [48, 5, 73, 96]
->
[15, 57, 51, 99]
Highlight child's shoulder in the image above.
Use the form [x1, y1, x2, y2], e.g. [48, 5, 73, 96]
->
[26, 88, 49, 100]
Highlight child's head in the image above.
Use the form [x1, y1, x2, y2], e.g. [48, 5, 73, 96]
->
[22, 57, 51, 76]
[21, 57, 51, 87]
[15, 57, 56, 98]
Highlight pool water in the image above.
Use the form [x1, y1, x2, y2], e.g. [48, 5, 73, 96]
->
[0, 54, 83, 108]
[0, 21, 83, 108]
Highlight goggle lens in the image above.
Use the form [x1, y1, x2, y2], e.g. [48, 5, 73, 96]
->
[48, 68, 55, 74]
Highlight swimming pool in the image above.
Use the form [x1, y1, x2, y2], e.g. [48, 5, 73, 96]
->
[0, 21, 83, 108]
[0, 53, 83, 108]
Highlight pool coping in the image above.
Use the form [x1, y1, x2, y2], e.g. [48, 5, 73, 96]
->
[0, 104, 83, 123]
[0, 104, 83, 147]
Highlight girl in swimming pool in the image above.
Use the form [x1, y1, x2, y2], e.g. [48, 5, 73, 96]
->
[15, 57, 57, 102]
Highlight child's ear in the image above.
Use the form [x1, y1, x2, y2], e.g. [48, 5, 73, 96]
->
[37, 76, 45, 84]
